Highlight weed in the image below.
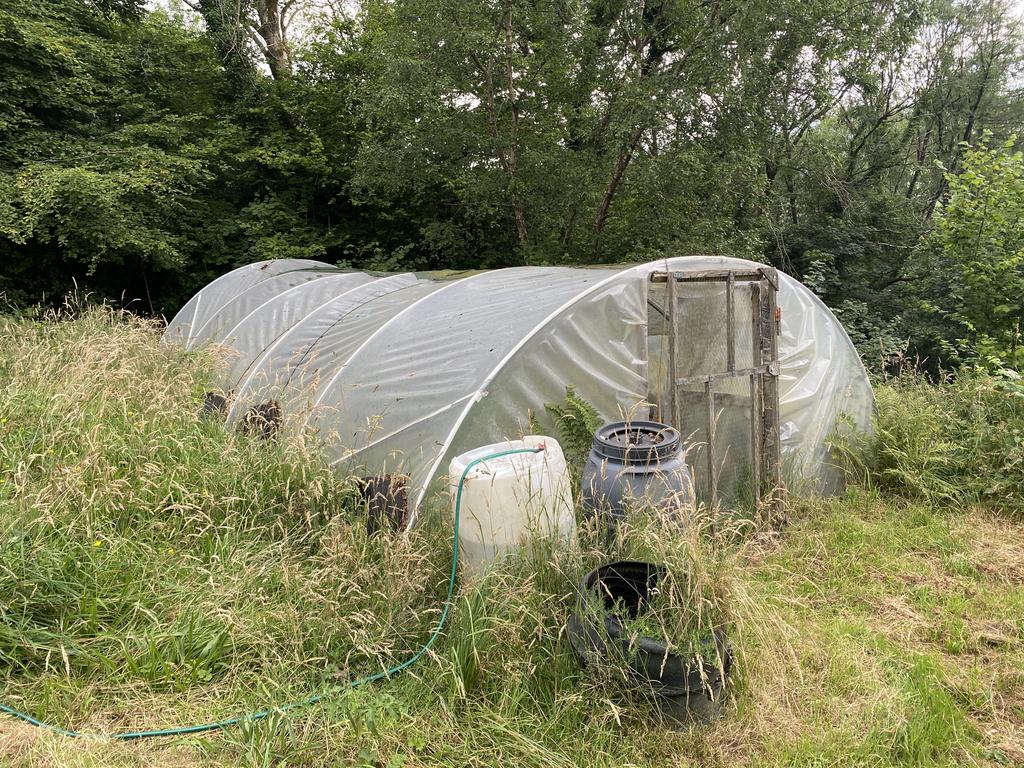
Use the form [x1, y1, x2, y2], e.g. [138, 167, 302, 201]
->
[832, 367, 1024, 515]
[545, 386, 603, 483]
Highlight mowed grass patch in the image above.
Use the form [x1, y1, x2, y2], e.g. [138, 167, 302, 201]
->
[748, 493, 1024, 767]
[1, 307, 1023, 767]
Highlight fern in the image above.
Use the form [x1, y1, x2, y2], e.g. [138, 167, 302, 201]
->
[545, 387, 603, 482]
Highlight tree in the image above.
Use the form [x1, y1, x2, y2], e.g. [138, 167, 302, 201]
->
[921, 137, 1024, 365]
[2, 0, 1023, 379]
[183, 0, 304, 81]
[351, 0, 801, 267]
[756, 0, 1023, 366]
[0, 1, 227, 309]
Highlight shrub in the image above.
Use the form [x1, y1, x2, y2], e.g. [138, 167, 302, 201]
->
[842, 369, 1024, 515]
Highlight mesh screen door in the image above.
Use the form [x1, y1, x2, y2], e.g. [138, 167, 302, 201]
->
[647, 268, 783, 510]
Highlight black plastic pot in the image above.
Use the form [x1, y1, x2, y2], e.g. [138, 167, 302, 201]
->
[567, 560, 732, 726]
[200, 390, 230, 419]
[239, 400, 282, 440]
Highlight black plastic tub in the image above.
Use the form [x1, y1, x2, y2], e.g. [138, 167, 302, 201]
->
[566, 560, 732, 726]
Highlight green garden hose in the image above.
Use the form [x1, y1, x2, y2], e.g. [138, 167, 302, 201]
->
[0, 446, 544, 741]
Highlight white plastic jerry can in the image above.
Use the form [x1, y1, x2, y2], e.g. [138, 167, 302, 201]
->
[448, 436, 576, 577]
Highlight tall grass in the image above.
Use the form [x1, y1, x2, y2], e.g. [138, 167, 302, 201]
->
[1, 305, 1022, 767]
[834, 367, 1024, 515]
[0, 305, 449, 727]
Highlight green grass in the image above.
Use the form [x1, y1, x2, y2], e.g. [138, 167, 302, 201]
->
[1, 306, 1023, 767]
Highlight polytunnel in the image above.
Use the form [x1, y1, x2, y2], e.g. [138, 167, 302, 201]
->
[164, 256, 873, 524]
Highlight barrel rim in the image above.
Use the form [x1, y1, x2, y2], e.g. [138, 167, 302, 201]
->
[591, 420, 682, 465]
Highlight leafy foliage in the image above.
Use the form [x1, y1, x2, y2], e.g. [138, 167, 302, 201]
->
[1, 0, 1024, 370]
[545, 386, 603, 481]
[0, 2, 229, 308]
[838, 368, 1024, 514]
[921, 137, 1024, 367]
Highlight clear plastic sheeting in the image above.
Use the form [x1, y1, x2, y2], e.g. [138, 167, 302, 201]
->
[773, 268, 874, 492]
[226, 274, 421, 420]
[434, 275, 649, 512]
[185, 268, 339, 350]
[227, 276, 440, 422]
[212, 272, 377, 389]
[164, 259, 332, 346]
[311, 267, 624, 511]
[164, 256, 873, 523]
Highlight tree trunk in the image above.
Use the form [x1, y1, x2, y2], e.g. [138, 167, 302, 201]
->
[255, 0, 292, 80]
[593, 124, 645, 234]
